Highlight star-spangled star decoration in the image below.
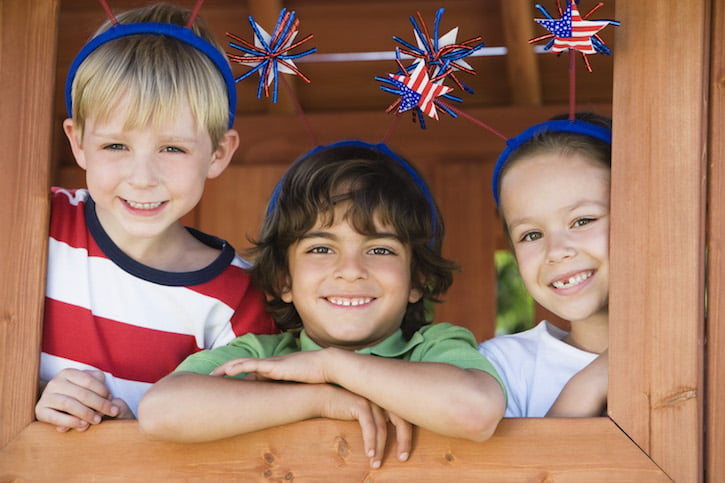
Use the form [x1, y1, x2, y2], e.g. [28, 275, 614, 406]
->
[388, 61, 453, 120]
[392, 8, 485, 94]
[226, 9, 316, 103]
[531, 0, 619, 71]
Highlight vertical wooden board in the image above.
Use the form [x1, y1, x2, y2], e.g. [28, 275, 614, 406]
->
[197, 165, 289, 253]
[0, 0, 58, 448]
[707, 0, 725, 478]
[434, 162, 497, 342]
[609, 2, 706, 481]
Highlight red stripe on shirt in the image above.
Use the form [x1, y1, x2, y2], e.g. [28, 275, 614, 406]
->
[42, 299, 201, 383]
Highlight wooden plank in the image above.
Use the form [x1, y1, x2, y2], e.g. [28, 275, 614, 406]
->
[198, 165, 289, 253]
[0, 0, 58, 449]
[434, 162, 497, 341]
[500, 0, 541, 106]
[609, 1, 707, 481]
[707, 0, 725, 479]
[0, 419, 669, 482]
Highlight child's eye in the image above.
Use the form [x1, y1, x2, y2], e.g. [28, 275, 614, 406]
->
[572, 217, 596, 228]
[103, 143, 126, 151]
[162, 146, 185, 153]
[368, 247, 394, 256]
[520, 231, 542, 242]
[307, 246, 332, 254]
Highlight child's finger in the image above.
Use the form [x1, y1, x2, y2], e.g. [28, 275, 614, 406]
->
[210, 358, 254, 376]
[370, 404, 388, 469]
[388, 412, 412, 462]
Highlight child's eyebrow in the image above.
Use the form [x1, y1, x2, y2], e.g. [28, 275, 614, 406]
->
[300, 230, 402, 242]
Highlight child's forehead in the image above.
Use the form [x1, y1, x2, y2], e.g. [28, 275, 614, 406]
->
[501, 152, 610, 220]
[312, 202, 397, 233]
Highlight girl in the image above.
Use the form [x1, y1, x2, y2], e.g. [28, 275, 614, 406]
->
[479, 113, 611, 418]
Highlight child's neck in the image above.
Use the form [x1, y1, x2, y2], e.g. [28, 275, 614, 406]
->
[562, 311, 608, 354]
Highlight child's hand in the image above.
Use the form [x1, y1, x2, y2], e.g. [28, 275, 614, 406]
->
[321, 386, 410, 469]
[211, 350, 329, 383]
[35, 369, 125, 431]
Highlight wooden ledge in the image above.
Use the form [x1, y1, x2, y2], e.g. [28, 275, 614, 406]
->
[1, 418, 668, 481]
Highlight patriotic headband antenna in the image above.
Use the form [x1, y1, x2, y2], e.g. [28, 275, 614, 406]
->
[226, 8, 319, 146]
[488, 0, 618, 205]
[376, 8, 508, 143]
[227, 10, 446, 245]
[530, 0, 620, 120]
[66, 0, 238, 129]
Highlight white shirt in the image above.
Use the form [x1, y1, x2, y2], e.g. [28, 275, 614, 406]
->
[478, 321, 597, 417]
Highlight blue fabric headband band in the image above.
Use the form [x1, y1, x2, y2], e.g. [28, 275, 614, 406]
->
[267, 140, 438, 247]
[65, 22, 237, 129]
[491, 119, 612, 206]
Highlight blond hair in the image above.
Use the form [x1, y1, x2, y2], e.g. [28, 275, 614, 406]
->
[69, 3, 230, 148]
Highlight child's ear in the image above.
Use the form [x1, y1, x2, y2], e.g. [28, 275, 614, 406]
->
[207, 129, 240, 179]
[280, 275, 293, 303]
[280, 285, 293, 303]
[63, 119, 87, 170]
[408, 287, 423, 304]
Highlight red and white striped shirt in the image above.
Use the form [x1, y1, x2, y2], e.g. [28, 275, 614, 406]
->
[41, 188, 276, 415]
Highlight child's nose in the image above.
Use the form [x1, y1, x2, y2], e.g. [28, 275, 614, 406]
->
[334, 252, 368, 281]
[546, 233, 576, 263]
[126, 154, 159, 187]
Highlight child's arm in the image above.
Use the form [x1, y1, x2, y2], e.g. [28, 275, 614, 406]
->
[35, 369, 133, 432]
[546, 350, 608, 417]
[213, 348, 505, 442]
[138, 370, 410, 468]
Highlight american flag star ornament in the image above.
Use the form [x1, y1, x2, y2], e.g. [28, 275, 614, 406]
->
[531, 0, 619, 71]
[389, 61, 453, 120]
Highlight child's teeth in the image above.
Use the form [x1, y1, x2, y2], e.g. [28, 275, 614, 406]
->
[552, 271, 592, 289]
[329, 297, 372, 306]
[127, 200, 162, 209]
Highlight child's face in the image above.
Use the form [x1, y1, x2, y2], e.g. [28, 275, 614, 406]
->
[500, 151, 610, 324]
[281, 203, 422, 350]
[64, 93, 232, 250]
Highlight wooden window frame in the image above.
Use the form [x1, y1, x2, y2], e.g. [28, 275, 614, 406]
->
[1, 2, 719, 480]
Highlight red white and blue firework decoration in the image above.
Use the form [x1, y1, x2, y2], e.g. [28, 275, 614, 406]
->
[377, 8, 486, 130]
[530, 0, 619, 120]
[531, 0, 619, 71]
[226, 9, 316, 103]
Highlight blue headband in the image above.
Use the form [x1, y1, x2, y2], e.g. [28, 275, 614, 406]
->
[492, 119, 612, 205]
[267, 140, 439, 247]
[65, 22, 237, 129]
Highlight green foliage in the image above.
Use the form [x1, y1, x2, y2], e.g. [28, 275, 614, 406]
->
[495, 250, 535, 335]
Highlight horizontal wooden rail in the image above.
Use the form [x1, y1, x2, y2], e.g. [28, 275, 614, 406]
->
[0, 418, 668, 482]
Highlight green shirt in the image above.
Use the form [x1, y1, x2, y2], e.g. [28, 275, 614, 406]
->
[176, 322, 504, 392]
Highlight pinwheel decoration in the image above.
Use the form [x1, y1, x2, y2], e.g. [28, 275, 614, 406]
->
[377, 8, 484, 129]
[531, 0, 619, 72]
[226, 9, 316, 103]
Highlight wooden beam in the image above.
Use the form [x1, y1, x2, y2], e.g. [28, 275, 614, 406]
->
[500, 0, 541, 106]
[707, 0, 725, 478]
[0, 0, 57, 449]
[609, 1, 707, 481]
[0, 419, 669, 481]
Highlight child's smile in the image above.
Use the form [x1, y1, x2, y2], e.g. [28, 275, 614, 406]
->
[501, 151, 610, 324]
[282, 203, 422, 350]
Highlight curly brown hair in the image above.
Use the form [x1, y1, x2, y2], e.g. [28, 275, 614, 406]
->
[247, 141, 459, 340]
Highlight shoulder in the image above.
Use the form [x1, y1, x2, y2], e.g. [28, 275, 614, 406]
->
[416, 322, 477, 342]
[478, 321, 553, 356]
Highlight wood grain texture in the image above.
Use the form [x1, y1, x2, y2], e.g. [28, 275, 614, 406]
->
[609, 1, 707, 481]
[0, 419, 669, 482]
[707, 0, 725, 479]
[0, 0, 57, 449]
